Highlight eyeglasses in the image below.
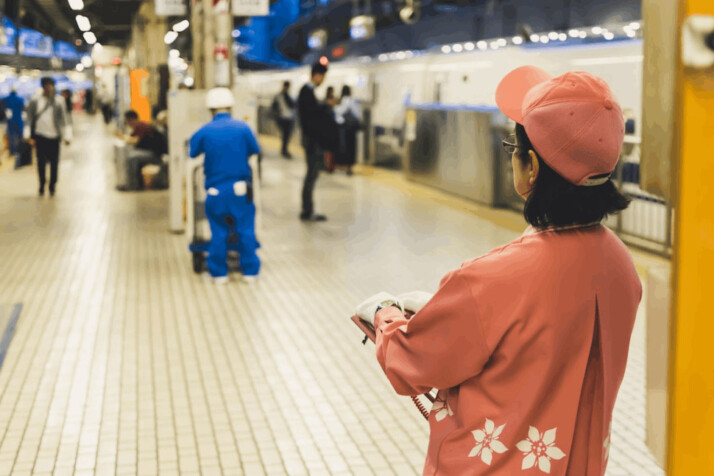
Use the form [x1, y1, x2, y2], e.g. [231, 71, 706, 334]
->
[502, 138, 517, 155]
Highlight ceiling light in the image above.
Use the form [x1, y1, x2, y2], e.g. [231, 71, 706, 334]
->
[93, 43, 102, 51]
[464, 42, 475, 51]
[68, 0, 84, 10]
[477, 41, 487, 50]
[579, 31, 587, 38]
[626, 30, 636, 38]
[497, 38, 507, 47]
[558, 33, 567, 41]
[548, 32, 558, 40]
[540, 35, 549, 43]
[169, 49, 180, 58]
[530, 34, 539, 42]
[173, 20, 189, 32]
[603, 32, 614, 40]
[378, 54, 388, 61]
[591, 26, 603, 35]
[83, 31, 96, 44]
[452, 44, 463, 53]
[568, 29, 580, 38]
[81, 56, 92, 67]
[232, 29, 241, 38]
[164, 31, 178, 44]
[396, 51, 406, 59]
[489, 41, 499, 49]
[512, 36, 523, 45]
[184, 77, 194, 87]
[629, 22, 641, 30]
[76, 63, 84, 72]
[75, 15, 90, 32]
[441, 45, 451, 54]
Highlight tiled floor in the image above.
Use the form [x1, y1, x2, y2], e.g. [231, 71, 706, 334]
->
[0, 115, 664, 475]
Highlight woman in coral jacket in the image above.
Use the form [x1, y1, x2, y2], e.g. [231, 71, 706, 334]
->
[355, 66, 642, 475]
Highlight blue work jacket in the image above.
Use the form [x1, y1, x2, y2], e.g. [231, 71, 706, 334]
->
[189, 113, 260, 189]
[4, 93, 24, 129]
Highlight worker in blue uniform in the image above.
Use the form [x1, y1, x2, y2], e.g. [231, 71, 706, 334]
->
[189, 88, 261, 284]
[3, 89, 24, 158]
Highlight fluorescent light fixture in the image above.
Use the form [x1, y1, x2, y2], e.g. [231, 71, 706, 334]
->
[626, 30, 636, 38]
[81, 56, 92, 67]
[571, 55, 643, 66]
[396, 51, 406, 60]
[350, 15, 375, 41]
[76, 64, 84, 72]
[441, 45, 451, 54]
[558, 33, 567, 41]
[169, 49, 180, 58]
[68, 0, 84, 10]
[173, 20, 189, 32]
[540, 35, 549, 43]
[464, 42, 475, 51]
[591, 26, 603, 34]
[603, 32, 614, 40]
[378, 54, 388, 61]
[489, 41, 498, 49]
[83, 31, 96, 44]
[497, 38, 507, 47]
[477, 41, 487, 50]
[548, 32, 558, 40]
[76, 15, 90, 32]
[530, 34, 539, 42]
[93, 43, 102, 51]
[184, 77, 194, 87]
[164, 31, 178, 44]
[452, 44, 463, 53]
[629, 22, 641, 30]
[579, 31, 587, 38]
[568, 29, 580, 38]
[512, 36, 523, 45]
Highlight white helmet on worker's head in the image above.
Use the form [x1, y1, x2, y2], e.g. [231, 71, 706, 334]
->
[206, 87, 234, 110]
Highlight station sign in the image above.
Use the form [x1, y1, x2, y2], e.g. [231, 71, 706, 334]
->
[54, 41, 79, 61]
[156, 0, 187, 16]
[19, 28, 53, 58]
[0, 17, 16, 55]
[232, 0, 269, 17]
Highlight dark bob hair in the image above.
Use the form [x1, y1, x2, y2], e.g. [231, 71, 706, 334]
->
[124, 110, 139, 121]
[311, 63, 328, 76]
[515, 123, 630, 228]
[41, 77, 55, 87]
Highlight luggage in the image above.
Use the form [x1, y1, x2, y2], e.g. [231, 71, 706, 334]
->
[16, 141, 33, 168]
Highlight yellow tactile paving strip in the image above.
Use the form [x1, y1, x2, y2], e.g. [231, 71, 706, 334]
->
[0, 116, 663, 475]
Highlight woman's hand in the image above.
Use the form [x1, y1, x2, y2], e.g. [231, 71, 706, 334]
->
[354, 292, 403, 326]
[397, 291, 434, 314]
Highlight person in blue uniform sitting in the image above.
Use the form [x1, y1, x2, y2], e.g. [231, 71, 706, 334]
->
[189, 88, 261, 284]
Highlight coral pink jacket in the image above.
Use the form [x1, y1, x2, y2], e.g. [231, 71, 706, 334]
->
[375, 225, 642, 475]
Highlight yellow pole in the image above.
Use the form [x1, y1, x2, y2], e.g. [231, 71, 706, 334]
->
[668, 0, 714, 473]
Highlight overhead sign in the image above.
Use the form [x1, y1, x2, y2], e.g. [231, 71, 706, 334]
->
[54, 41, 79, 60]
[232, 0, 269, 17]
[155, 0, 187, 16]
[19, 28, 53, 58]
[0, 17, 16, 55]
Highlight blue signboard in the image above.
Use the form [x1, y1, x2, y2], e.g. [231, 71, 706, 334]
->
[54, 41, 79, 60]
[19, 28, 53, 58]
[0, 17, 17, 55]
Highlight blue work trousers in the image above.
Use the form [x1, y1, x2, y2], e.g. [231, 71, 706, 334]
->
[205, 182, 260, 278]
[7, 122, 22, 156]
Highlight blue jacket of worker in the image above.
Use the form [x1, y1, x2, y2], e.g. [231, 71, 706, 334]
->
[189, 112, 260, 188]
[4, 91, 25, 131]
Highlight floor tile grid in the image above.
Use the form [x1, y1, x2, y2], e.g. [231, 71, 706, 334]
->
[164, 239, 243, 474]
[0, 227, 65, 475]
[0, 202, 105, 474]
[35, 197, 114, 476]
[224, 240, 429, 473]
[247, 265, 420, 476]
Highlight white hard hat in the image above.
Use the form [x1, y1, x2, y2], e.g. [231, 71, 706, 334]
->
[206, 87, 234, 109]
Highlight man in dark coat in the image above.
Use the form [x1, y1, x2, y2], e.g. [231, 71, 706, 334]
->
[297, 62, 335, 222]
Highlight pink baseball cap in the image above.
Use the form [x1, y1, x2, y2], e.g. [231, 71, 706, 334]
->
[495, 65, 625, 186]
